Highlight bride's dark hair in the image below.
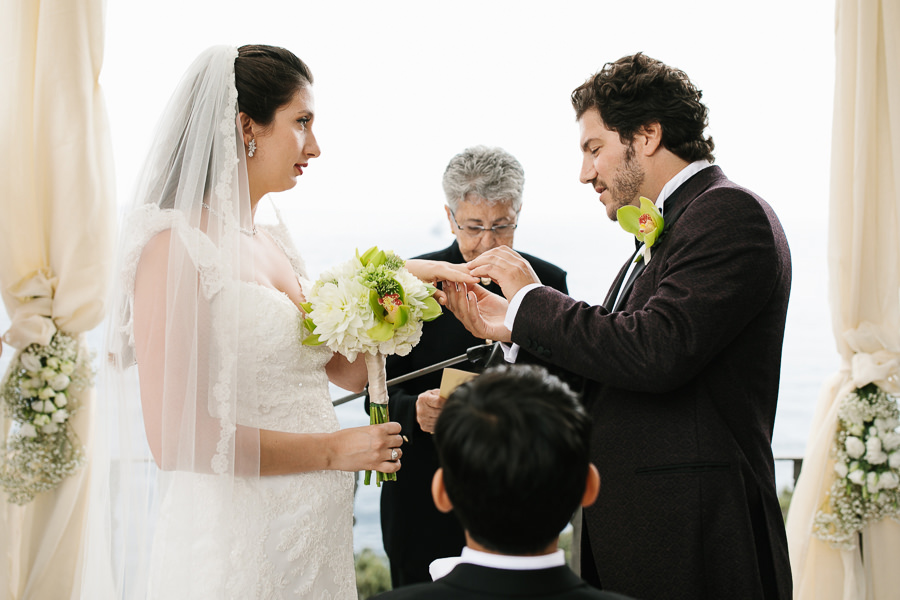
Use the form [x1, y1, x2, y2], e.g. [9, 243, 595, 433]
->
[235, 45, 314, 125]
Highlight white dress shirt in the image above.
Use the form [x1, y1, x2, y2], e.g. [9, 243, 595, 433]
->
[501, 160, 713, 362]
[428, 546, 566, 580]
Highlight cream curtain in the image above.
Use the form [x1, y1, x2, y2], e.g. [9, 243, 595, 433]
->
[0, 0, 114, 598]
[785, 1, 900, 598]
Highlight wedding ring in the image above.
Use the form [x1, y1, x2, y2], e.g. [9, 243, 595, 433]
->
[391, 448, 399, 461]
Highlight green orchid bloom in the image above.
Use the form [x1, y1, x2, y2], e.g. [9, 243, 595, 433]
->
[302, 246, 443, 346]
[617, 197, 665, 262]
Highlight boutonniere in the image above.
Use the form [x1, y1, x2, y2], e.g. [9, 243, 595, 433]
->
[617, 197, 665, 264]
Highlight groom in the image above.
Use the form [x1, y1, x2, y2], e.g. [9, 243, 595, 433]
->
[442, 53, 793, 599]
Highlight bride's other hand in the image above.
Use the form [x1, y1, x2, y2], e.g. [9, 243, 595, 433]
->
[405, 259, 479, 285]
[331, 422, 403, 473]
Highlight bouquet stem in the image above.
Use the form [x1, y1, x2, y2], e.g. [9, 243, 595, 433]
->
[364, 352, 395, 486]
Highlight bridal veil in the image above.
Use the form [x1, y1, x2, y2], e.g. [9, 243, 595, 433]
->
[80, 46, 264, 598]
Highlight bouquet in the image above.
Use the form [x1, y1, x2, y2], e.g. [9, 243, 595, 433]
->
[813, 383, 900, 549]
[301, 247, 442, 484]
[0, 331, 91, 504]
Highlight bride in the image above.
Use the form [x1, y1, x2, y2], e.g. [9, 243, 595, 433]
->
[92, 45, 476, 599]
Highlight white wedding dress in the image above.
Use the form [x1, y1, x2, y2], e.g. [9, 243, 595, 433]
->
[145, 225, 357, 599]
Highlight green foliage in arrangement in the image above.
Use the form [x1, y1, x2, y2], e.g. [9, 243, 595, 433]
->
[355, 548, 391, 599]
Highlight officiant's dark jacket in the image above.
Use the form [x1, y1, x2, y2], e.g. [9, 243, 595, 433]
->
[514, 166, 792, 600]
[366, 240, 567, 587]
[374, 564, 635, 600]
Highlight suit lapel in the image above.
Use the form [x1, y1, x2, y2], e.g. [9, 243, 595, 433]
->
[607, 167, 722, 312]
[602, 246, 642, 311]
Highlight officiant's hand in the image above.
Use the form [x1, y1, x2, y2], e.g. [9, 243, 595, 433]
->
[405, 259, 479, 286]
[466, 246, 540, 300]
[440, 282, 512, 343]
[416, 389, 446, 433]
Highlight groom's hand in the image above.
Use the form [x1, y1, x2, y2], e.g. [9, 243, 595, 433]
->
[440, 282, 512, 343]
[466, 246, 540, 300]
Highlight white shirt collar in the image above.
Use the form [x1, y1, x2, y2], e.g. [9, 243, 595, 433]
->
[428, 546, 566, 580]
[655, 159, 712, 214]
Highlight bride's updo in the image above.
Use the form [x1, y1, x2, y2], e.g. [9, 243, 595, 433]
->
[235, 45, 314, 126]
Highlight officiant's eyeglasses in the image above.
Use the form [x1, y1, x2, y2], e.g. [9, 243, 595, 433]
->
[450, 211, 518, 239]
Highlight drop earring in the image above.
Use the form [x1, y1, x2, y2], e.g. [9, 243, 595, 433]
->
[248, 137, 256, 158]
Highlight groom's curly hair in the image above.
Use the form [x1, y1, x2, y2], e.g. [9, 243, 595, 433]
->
[434, 365, 592, 555]
[572, 52, 715, 163]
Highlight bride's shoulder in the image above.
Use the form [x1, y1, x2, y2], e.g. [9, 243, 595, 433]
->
[259, 221, 308, 280]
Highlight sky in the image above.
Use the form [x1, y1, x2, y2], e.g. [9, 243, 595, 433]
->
[1, 0, 839, 499]
[0, 0, 842, 554]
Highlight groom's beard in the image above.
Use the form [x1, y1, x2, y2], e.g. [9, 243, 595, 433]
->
[608, 143, 645, 222]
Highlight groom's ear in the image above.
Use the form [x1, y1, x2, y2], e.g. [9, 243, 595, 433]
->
[635, 121, 663, 157]
[431, 468, 454, 513]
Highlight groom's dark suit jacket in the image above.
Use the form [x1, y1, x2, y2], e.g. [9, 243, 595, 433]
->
[374, 563, 635, 600]
[513, 167, 792, 600]
[366, 240, 567, 587]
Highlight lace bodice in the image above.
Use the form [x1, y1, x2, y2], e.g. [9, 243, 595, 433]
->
[138, 216, 357, 600]
[234, 281, 337, 434]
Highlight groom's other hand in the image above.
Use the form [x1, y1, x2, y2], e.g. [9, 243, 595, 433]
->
[467, 245, 540, 300]
[416, 389, 446, 433]
[441, 282, 512, 343]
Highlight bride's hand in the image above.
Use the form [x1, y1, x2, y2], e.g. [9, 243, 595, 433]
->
[405, 259, 479, 286]
[331, 422, 403, 473]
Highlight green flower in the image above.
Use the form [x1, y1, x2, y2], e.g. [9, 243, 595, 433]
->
[617, 197, 665, 262]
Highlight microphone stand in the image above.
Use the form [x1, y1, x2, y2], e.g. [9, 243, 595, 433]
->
[332, 341, 504, 407]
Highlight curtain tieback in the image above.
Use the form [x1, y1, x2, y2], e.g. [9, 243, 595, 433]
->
[842, 322, 900, 394]
[3, 267, 58, 349]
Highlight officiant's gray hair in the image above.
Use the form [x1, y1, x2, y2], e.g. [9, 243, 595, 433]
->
[442, 146, 525, 213]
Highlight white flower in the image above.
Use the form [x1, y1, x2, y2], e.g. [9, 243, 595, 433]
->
[54, 393, 68, 408]
[41, 422, 59, 434]
[849, 423, 865, 437]
[51, 409, 69, 424]
[866, 471, 879, 494]
[60, 360, 75, 376]
[27, 377, 43, 389]
[889, 452, 900, 469]
[20, 352, 42, 372]
[46, 357, 60, 369]
[31, 400, 45, 412]
[33, 414, 50, 427]
[845, 436, 866, 459]
[865, 437, 888, 465]
[882, 432, 900, 452]
[49, 373, 70, 391]
[44, 400, 57, 413]
[879, 471, 899, 490]
[38, 387, 56, 400]
[18, 423, 37, 438]
[40, 367, 56, 381]
[834, 461, 849, 478]
[848, 469, 866, 485]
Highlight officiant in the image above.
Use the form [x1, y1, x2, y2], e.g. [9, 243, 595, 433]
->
[365, 145, 568, 587]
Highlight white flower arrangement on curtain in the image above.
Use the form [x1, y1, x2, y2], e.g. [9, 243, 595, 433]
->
[0, 331, 91, 504]
[301, 246, 441, 485]
[813, 383, 900, 549]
